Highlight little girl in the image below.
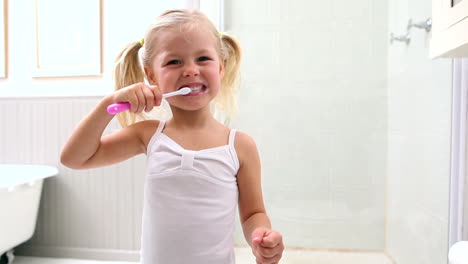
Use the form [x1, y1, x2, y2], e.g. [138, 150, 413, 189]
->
[61, 9, 283, 264]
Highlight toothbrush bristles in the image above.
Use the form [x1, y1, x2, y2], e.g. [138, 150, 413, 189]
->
[180, 87, 191, 94]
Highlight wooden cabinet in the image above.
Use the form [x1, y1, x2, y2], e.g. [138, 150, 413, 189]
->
[430, 0, 468, 58]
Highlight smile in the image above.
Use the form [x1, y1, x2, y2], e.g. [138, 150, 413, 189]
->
[179, 83, 208, 96]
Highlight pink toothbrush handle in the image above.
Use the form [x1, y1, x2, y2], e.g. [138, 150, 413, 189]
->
[106, 88, 191, 114]
[107, 102, 130, 114]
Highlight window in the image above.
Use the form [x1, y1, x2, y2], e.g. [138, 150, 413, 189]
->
[0, 0, 222, 97]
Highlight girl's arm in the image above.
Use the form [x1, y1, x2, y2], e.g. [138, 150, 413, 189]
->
[61, 83, 161, 169]
[236, 132, 284, 263]
[236, 132, 270, 240]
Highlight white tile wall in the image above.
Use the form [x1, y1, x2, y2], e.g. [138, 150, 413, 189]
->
[227, 0, 388, 250]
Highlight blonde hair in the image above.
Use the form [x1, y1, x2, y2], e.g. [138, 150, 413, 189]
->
[112, 9, 242, 127]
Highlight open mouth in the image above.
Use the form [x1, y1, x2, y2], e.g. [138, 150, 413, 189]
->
[179, 84, 207, 95]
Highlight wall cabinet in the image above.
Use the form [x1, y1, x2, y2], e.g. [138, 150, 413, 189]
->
[430, 0, 468, 58]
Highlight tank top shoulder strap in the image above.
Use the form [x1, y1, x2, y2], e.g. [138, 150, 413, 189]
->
[146, 120, 166, 155]
[156, 120, 166, 134]
[228, 129, 240, 170]
[228, 129, 237, 147]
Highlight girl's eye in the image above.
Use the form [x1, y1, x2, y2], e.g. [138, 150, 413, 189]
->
[167, 60, 181, 65]
[198, 56, 211, 62]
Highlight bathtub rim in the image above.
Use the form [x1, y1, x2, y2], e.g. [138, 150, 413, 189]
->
[0, 164, 58, 189]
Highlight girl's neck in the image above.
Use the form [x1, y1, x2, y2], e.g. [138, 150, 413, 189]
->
[168, 106, 218, 129]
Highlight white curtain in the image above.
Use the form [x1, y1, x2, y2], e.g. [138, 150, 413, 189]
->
[450, 58, 468, 246]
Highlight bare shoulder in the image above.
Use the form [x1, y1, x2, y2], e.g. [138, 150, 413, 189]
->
[126, 119, 160, 147]
[234, 131, 260, 166]
[234, 131, 257, 149]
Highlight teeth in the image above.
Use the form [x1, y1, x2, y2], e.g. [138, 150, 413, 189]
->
[190, 85, 204, 92]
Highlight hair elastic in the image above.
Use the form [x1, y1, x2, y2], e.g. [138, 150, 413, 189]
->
[139, 38, 145, 46]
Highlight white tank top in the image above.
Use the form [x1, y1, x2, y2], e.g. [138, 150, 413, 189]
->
[141, 121, 239, 264]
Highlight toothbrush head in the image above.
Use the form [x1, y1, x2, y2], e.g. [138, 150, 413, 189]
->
[178, 87, 191, 95]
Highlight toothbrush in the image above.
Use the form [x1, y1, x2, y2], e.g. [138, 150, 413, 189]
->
[107, 87, 192, 115]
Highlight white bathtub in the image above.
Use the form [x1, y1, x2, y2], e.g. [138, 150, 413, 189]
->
[0, 164, 58, 256]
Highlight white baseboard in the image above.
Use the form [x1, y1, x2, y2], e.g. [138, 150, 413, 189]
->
[14, 245, 140, 262]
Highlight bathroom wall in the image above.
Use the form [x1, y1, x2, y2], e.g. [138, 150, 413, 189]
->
[386, 0, 452, 263]
[226, 0, 388, 250]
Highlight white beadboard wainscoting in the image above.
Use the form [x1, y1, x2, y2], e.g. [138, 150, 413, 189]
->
[0, 97, 146, 261]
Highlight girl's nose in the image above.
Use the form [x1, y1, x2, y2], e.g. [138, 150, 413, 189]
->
[183, 62, 199, 77]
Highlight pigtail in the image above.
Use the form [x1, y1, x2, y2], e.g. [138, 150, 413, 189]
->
[112, 41, 146, 128]
[215, 33, 242, 124]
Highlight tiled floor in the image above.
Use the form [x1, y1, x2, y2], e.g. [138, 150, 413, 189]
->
[12, 248, 393, 264]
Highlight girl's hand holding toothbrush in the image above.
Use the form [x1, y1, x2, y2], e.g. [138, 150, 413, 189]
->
[108, 82, 163, 114]
[107, 83, 192, 115]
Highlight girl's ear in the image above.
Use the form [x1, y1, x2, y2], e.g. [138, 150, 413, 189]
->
[219, 61, 225, 80]
[144, 66, 156, 84]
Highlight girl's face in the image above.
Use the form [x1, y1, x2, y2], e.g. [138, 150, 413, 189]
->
[146, 27, 224, 111]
